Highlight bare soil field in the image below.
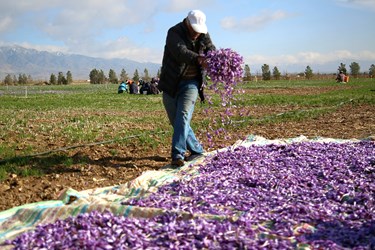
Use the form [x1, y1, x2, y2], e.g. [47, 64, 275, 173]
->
[0, 86, 374, 212]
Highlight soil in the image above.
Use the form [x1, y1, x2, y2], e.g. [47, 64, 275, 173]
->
[0, 92, 374, 212]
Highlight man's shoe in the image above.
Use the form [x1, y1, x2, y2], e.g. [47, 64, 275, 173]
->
[171, 158, 185, 167]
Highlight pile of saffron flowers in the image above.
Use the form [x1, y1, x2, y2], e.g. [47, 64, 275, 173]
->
[5, 140, 375, 249]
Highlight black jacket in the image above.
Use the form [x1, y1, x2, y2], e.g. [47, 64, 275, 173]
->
[158, 18, 215, 100]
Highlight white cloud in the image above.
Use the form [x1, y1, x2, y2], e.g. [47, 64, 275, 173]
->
[244, 50, 375, 70]
[38, 1, 161, 42]
[335, 0, 375, 11]
[84, 36, 162, 63]
[0, 0, 215, 63]
[0, 1, 165, 61]
[0, 16, 13, 32]
[0, 1, 53, 32]
[221, 10, 292, 32]
[165, 0, 215, 12]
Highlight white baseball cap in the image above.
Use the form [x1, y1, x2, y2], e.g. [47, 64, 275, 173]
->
[187, 10, 208, 34]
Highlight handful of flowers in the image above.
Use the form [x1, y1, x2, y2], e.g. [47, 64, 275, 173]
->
[201, 48, 245, 149]
[204, 48, 244, 85]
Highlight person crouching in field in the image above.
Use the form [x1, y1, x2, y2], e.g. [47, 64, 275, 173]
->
[118, 81, 128, 93]
[336, 71, 346, 83]
[128, 80, 139, 94]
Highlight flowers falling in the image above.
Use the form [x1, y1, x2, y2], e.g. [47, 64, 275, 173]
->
[202, 48, 245, 149]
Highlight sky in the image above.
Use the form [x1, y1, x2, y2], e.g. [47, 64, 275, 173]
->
[1, 0, 375, 73]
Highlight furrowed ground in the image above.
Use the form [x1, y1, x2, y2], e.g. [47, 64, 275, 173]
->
[0, 79, 374, 211]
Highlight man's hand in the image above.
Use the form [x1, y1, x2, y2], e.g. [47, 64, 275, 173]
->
[197, 56, 208, 69]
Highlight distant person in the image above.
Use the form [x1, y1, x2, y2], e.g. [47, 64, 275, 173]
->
[117, 81, 128, 93]
[128, 80, 139, 94]
[139, 79, 151, 95]
[149, 78, 160, 95]
[157, 10, 216, 167]
[336, 71, 345, 83]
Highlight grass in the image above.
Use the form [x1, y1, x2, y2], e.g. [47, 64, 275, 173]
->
[239, 80, 374, 106]
[0, 78, 374, 179]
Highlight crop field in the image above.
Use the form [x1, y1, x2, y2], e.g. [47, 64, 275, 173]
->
[0, 79, 374, 210]
[0, 79, 374, 248]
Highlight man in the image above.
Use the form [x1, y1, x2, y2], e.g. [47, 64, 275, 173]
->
[158, 10, 216, 167]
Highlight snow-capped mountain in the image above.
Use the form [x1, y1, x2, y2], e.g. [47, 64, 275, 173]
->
[0, 45, 161, 80]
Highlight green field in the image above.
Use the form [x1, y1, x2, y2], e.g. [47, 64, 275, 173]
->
[0, 78, 374, 180]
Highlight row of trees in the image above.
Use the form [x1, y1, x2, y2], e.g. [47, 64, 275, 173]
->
[1, 67, 158, 85]
[3, 73, 33, 85]
[2, 71, 73, 85]
[89, 68, 160, 84]
[2, 62, 375, 85]
[49, 71, 73, 85]
[243, 62, 375, 81]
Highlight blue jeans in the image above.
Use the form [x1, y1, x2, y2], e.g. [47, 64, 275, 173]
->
[162, 79, 204, 160]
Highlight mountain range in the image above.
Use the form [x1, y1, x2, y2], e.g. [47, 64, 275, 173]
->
[1, 45, 373, 81]
[0, 45, 161, 81]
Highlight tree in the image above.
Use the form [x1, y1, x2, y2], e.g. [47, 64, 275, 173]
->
[66, 71, 73, 84]
[89, 69, 98, 84]
[57, 72, 67, 85]
[120, 68, 128, 82]
[89, 68, 106, 84]
[49, 73, 57, 85]
[98, 70, 106, 84]
[338, 63, 347, 75]
[261, 64, 271, 80]
[272, 66, 281, 80]
[349, 62, 360, 78]
[369, 64, 375, 78]
[305, 65, 314, 80]
[143, 68, 150, 82]
[243, 64, 251, 81]
[27, 75, 33, 83]
[3, 74, 14, 85]
[132, 69, 140, 83]
[108, 69, 118, 84]
[18, 73, 28, 85]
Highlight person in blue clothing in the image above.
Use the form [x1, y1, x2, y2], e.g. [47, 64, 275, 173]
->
[118, 81, 128, 93]
[157, 10, 216, 167]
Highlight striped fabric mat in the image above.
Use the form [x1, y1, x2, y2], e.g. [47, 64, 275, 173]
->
[0, 135, 362, 244]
